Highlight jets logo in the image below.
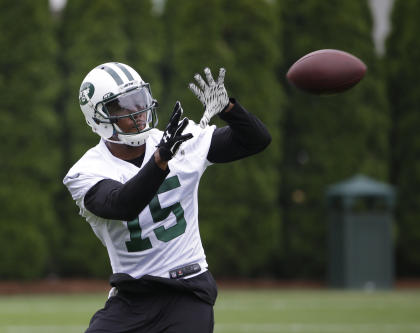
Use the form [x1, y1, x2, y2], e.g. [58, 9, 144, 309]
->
[79, 82, 95, 105]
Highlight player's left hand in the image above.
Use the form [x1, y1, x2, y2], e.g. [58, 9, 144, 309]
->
[189, 67, 230, 128]
[157, 101, 193, 161]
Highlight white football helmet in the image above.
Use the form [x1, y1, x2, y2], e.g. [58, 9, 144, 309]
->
[79, 62, 158, 146]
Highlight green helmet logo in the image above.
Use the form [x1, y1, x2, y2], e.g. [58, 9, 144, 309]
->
[79, 82, 95, 105]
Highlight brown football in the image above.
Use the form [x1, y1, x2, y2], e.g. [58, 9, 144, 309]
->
[286, 49, 367, 94]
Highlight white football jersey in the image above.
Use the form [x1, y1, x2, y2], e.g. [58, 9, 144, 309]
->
[63, 122, 215, 279]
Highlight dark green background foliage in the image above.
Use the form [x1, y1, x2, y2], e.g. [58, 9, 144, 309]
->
[0, 0, 417, 280]
[0, 0, 59, 278]
[279, 0, 389, 278]
[385, 0, 420, 276]
[198, 0, 282, 277]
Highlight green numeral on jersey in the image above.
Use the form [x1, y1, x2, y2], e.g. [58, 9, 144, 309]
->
[125, 218, 153, 252]
[125, 175, 187, 252]
[149, 176, 187, 242]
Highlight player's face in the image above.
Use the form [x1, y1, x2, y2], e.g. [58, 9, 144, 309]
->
[109, 106, 149, 133]
[106, 87, 153, 133]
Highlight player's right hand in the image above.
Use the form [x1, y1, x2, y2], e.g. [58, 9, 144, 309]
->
[157, 101, 193, 161]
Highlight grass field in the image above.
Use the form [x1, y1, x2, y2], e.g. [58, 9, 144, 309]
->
[0, 288, 419, 333]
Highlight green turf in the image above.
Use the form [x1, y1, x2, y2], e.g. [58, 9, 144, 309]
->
[214, 289, 420, 333]
[0, 289, 419, 333]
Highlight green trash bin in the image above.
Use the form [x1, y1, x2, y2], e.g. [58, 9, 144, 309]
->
[326, 174, 395, 289]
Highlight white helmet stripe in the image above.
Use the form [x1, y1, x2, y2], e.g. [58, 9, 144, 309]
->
[114, 62, 134, 81]
[100, 65, 124, 85]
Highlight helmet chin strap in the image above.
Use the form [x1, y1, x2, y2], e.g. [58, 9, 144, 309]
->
[106, 121, 152, 146]
[105, 136, 145, 147]
[105, 131, 149, 147]
[105, 137, 130, 145]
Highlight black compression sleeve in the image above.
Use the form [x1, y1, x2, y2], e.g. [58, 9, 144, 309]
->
[84, 156, 170, 221]
[207, 99, 271, 163]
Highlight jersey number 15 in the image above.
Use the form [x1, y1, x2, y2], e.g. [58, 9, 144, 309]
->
[125, 175, 186, 252]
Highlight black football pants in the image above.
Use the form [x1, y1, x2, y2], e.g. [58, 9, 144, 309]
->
[85, 288, 214, 333]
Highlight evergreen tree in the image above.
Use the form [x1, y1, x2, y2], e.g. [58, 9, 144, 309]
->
[279, 0, 389, 277]
[385, 0, 420, 276]
[207, 0, 282, 277]
[0, 1, 59, 278]
[161, 0, 227, 125]
[121, 0, 164, 101]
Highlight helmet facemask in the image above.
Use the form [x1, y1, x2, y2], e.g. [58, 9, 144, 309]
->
[96, 84, 158, 146]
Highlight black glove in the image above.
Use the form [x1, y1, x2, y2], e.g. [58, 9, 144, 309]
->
[157, 101, 193, 161]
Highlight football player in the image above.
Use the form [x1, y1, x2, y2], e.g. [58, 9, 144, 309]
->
[64, 62, 271, 333]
